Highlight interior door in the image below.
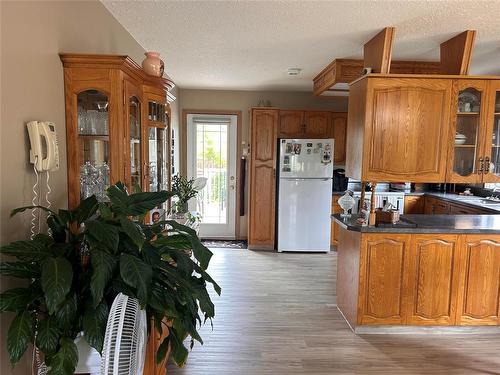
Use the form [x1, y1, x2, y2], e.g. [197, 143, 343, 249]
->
[187, 114, 238, 238]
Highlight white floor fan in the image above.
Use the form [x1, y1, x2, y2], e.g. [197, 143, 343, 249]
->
[100, 293, 148, 375]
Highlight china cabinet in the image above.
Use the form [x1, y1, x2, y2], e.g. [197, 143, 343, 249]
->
[60, 54, 175, 209]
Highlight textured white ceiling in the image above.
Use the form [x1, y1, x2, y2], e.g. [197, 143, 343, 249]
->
[103, 0, 500, 91]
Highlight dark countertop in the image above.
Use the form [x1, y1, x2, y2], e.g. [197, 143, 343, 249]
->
[332, 214, 500, 234]
[333, 191, 500, 213]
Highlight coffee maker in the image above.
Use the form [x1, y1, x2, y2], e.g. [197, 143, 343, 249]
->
[333, 169, 348, 192]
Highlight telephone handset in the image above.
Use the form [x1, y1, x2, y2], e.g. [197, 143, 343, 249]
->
[27, 121, 59, 172]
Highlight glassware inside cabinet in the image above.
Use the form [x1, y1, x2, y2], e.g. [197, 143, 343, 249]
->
[77, 90, 110, 201]
[453, 88, 481, 177]
[129, 96, 142, 189]
[148, 127, 168, 192]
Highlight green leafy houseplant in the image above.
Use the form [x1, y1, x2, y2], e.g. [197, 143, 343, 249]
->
[171, 174, 200, 215]
[0, 182, 220, 374]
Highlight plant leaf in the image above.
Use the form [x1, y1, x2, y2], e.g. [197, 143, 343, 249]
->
[10, 205, 56, 217]
[106, 183, 130, 215]
[98, 203, 112, 220]
[119, 218, 145, 250]
[165, 220, 214, 269]
[169, 327, 188, 367]
[0, 237, 52, 261]
[7, 310, 34, 365]
[0, 261, 40, 279]
[126, 191, 173, 216]
[47, 337, 78, 375]
[156, 335, 170, 365]
[76, 195, 99, 224]
[90, 248, 116, 306]
[47, 215, 67, 243]
[84, 220, 119, 252]
[41, 257, 73, 314]
[119, 254, 152, 304]
[0, 288, 33, 312]
[36, 317, 61, 355]
[83, 302, 108, 353]
[54, 293, 78, 329]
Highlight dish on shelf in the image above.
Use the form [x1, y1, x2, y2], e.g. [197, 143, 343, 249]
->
[455, 133, 467, 145]
[458, 91, 480, 113]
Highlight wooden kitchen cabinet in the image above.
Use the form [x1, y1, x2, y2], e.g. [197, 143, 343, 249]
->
[339, 228, 500, 329]
[278, 110, 304, 138]
[303, 111, 331, 138]
[358, 234, 410, 325]
[331, 113, 348, 164]
[248, 108, 279, 249]
[424, 196, 450, 214]
[405, 235, 461, 325]
[404, 195, 425, 214]
[346, 77, 452, 182]
[278, 110, 343, 140]
[482, 80, 500, 183]
[455, 235, 500, 325]
[330, 195, 341, 246]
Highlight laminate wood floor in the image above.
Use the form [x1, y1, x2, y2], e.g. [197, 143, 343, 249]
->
[168, 249, 500, 375]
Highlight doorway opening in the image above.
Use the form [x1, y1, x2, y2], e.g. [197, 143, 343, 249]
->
[186, 112, 240, 239]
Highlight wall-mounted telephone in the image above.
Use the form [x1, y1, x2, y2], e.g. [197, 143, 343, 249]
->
[27, 121, 59, 171]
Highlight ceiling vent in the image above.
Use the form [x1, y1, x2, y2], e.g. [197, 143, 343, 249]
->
[287, 68, 302, 76]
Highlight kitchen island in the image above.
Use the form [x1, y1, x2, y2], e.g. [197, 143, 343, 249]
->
[333, 214, 500, 332]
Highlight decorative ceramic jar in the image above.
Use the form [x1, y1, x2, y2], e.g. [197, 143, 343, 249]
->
[142, 52, 162, 77]
[338, 190, 356, 218]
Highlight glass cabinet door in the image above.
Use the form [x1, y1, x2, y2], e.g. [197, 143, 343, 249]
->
[129, 96, 142, 189]
[483, 85, 500, 181]
[148, 126, 168, 192]
[450, 84, 485, 181]
[77, 90, 110, 201]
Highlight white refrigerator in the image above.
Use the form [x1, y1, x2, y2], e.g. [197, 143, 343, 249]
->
[277, 139, 334, 252]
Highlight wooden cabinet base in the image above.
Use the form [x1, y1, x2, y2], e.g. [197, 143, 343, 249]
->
[337, 229, 500, 328]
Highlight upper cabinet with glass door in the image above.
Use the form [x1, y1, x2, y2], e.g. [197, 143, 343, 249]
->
[60, 54, 175, 209]
[448, 80, 486, 183]
[482, 81, 500, 182]
[77, 90, 111, 202]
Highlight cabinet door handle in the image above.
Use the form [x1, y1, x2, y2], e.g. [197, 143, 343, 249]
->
[478, 157, 484, 174]
[484, 157, 490, 175]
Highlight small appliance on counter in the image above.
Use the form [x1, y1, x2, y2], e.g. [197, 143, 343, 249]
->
[277, 139, 334, 252]
[333, 168, 348, 192]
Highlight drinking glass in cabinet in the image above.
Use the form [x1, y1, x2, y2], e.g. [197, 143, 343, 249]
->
[80, 161, 110, 201]
[77, 90, 109, 136]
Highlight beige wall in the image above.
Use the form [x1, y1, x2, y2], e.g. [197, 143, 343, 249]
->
[0, 1, 154, 374]
[179, 89, 348, 238]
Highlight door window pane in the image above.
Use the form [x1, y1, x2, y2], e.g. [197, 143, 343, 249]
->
[195, 123, 228, 224]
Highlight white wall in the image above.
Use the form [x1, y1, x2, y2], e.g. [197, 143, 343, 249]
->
[0, 2, 155, 373]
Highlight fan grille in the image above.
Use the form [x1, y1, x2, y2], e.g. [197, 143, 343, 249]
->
[101, 293, 147, 375]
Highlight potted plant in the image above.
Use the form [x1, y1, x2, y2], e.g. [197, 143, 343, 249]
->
[170, 174, 207, 218]
[0, 183, 220, 375]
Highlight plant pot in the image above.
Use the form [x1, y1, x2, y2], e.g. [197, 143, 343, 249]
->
[74, 334, 101, 375]
[142, 52, 163, 77]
